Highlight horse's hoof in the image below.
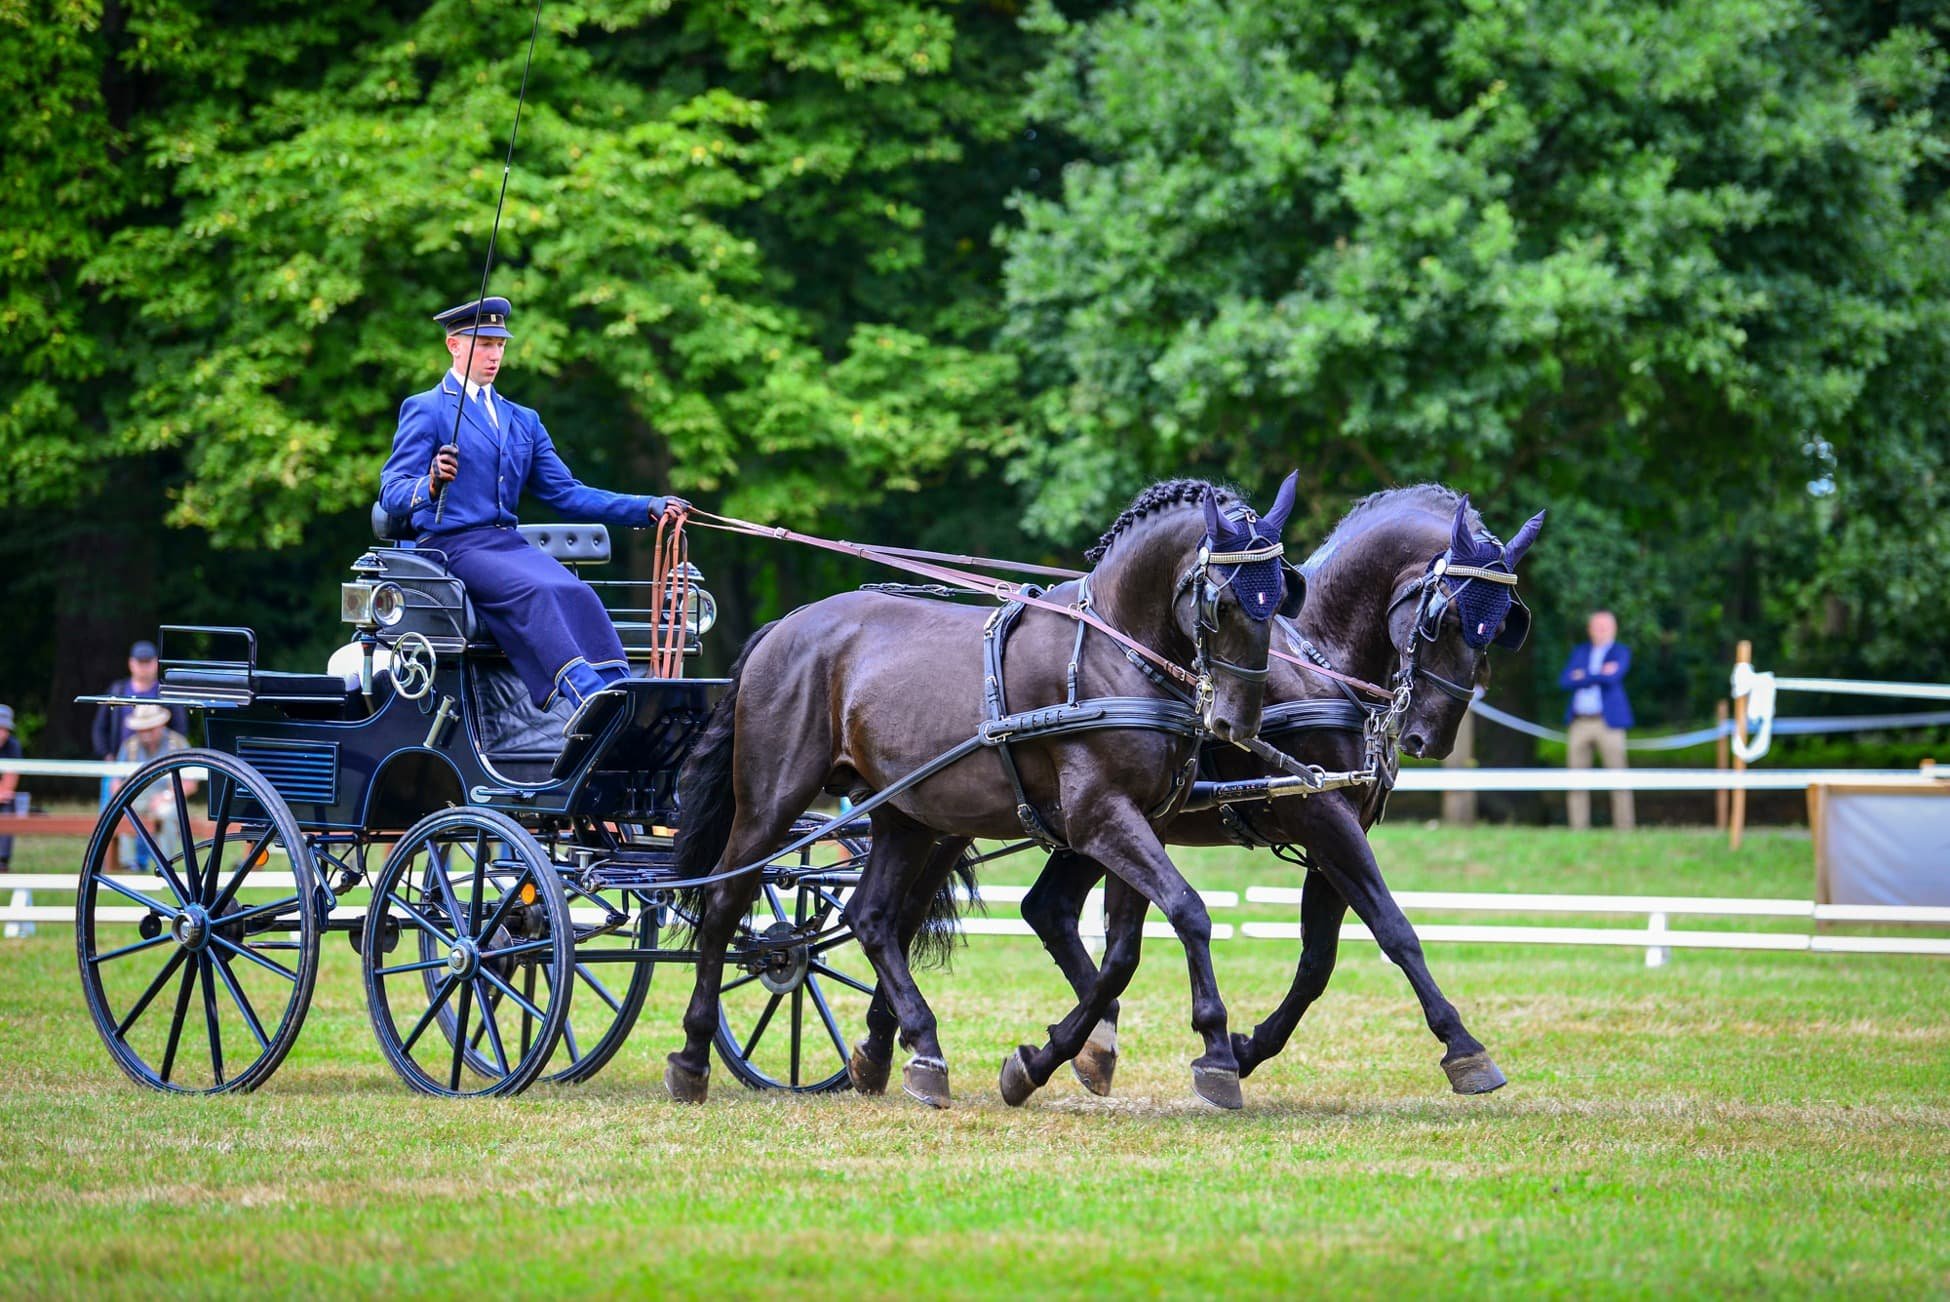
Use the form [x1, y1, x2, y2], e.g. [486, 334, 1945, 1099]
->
[1191, 1064, 1244, 1111]
[1072, 1020, 1118, 1097]
[849, 1043, 891, 1096]
[663, 1057, 710, 1105]
[1443, 1050, 1508, 1095]
[901, 1056, 951, 1109]
[999, 1046, 1039, 1108]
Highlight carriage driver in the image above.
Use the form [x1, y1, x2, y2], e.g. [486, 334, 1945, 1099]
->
[379, 295, 688, 739]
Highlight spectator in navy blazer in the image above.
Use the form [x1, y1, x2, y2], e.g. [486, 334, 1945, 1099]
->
[1559, 610, 1635, 830]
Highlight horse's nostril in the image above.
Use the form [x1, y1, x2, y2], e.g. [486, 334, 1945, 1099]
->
[1402, 732, 1427, 757]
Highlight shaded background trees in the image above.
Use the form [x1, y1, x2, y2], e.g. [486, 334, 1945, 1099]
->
[3, 0, 1944, 762]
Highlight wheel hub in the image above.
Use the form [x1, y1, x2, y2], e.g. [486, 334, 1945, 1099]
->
[171, 905, 211, 953]
[755, 920, 810, 995]
[446, 939, 480, 979]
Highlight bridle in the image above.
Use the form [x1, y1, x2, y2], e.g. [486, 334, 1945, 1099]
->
[1172, 522, 1290, 724]
[1367, 551, 1528, 757]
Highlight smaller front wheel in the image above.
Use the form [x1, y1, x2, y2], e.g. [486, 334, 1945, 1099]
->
[363, 808, 572, 1097]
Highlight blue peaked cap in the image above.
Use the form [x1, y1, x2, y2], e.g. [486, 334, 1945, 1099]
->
[433, 296, 512, 339]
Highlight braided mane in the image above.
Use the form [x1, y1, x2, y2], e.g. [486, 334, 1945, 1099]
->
[1085, 479, 1237, 564]
[1331, 483, 1495, 547]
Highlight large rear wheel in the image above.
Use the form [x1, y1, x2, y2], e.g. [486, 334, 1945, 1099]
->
[75, 749, 322, 1094]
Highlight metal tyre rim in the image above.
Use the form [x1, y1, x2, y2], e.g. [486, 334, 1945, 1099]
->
[75, 749, 322, 1095]
[711, 833, 876, 1094]
[363, 807, 571, 1098]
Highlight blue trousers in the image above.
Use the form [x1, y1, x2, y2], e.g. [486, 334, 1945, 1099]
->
[434, 527, 628, 709]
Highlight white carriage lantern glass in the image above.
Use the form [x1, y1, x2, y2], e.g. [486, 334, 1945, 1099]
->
[340, 582, 376, 627]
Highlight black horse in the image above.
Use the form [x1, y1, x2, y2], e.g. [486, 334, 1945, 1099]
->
[997, 486, 1546, 1103]
[666, 477, 1302, 1108]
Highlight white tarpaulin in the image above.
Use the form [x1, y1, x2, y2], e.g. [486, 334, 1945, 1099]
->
[1814, 785, 1950, 907]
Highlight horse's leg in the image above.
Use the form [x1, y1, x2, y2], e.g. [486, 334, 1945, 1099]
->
[1303, 802, 1506, 1094]
[1229, 867, 1349, 1079]
[1014, 811, 1244, 1110]
[851, 835, 969, 1095]
[1000, 872, 1148, 1106]
[1019, 850, 1121, 1095]
[843, 815, 959, 1107]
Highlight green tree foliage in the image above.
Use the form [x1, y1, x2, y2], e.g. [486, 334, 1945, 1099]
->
[1002, 0, 1949, 714]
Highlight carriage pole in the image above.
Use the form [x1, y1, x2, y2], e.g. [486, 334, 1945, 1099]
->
[1730, 640, 1752, 851]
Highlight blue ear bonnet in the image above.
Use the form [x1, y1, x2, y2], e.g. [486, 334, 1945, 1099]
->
[1214, 513, 1287, 622]
[1433, 499, 1544, 650]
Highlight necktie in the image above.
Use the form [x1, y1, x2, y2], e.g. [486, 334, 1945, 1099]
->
[476, 385, 498, 429]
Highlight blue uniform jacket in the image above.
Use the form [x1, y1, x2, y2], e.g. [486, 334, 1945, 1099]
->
[379, 374, 662, 535]
[1559, 642, 1635, 728]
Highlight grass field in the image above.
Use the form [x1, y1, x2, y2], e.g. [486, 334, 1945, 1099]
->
[0, 826, 1944, 1297]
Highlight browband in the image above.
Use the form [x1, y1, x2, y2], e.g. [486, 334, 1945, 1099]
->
[1434, 558, 1517, 586]
[1207, 541, 1285, 565]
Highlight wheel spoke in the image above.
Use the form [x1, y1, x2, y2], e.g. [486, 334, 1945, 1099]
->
[171, 770, 202, 901]
[122, 805, 194, 911]
[373, 956, 452, 978]
[425, 841, 467, 934]
[90, 932, 174, 966]
[197, 952, 225, 1087]
[159, 961, 198, 1084]
[202, 781, 235, 902]
[806, 976, 850, 1064]
[220, 894, 303, 929]
[207, 933, 297, 982]
[212, 950, 270, 1052]
[448, 980, 475, 1091]
[208, 826, 278, 915]
[93, 870, 183, 919]
[741, 992, 783, 1060]
[574, 963, 623, 1014]
[115, 948, 189, 1039]
[386, 892, 458, 945]
[469, 832, 488, 935]
[477, 967, 548, 1024]
[479, 938, 555, 961]
[790, 983, 803, 1088]
[521, 964, 537, 1062]
[398, 975, 459, 1055]
[763, 883, 787, 923]
[808, 962, 877, 998]
[542, 964, 580, 1064]
[721, 970, 763, 994]
[472, 979, 510, 1076]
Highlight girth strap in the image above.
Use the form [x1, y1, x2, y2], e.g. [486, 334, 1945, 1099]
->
[984, 598, 1067, 850]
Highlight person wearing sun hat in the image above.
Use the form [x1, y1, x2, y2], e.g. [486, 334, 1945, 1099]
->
[378, 295, 690, 746]
[111, 702, 195, 872]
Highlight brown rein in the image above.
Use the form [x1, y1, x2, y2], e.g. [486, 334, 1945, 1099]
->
[681, 508, 1396, 702]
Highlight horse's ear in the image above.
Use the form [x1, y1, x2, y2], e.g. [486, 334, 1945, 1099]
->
[1277, 561, 1305, 618]
[1450, 494, 1474, 556]
[1503, 509, 1546, 568]
[1201, 487, 1224, 541]
[1262, 470, 1299, 535]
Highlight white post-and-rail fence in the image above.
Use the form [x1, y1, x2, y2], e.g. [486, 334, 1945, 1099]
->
[4, 760, 1946, 958]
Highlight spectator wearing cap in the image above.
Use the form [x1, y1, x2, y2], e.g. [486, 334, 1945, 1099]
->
[0, 704, 20, 873]
[1559, 609, 1636, 831]
[91, 641, 190, 860]
[378, 295, 690, 746]
[111, 702, 194, 872]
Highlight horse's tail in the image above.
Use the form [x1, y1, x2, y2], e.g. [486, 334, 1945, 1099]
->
[671, 621, 777, 928]
[910, 841, 985, 970]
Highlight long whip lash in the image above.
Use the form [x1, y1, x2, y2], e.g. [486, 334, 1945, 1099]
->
[435, 0, 549, 524]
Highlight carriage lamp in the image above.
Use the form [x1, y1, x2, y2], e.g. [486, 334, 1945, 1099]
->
[687, 587, 718, 636]
[371, 582, 407, 627]
[341, 582, 376, 628]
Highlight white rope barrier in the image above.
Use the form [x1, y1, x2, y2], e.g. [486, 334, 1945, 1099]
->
[1389, 767, 1943, 792]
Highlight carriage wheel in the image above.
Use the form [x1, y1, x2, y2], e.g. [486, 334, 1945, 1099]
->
[711, 829, 877, 1093]
[425, 873, 656, 1088]
[363, 808, 572, 1097]
[75, 749, 322, 1094]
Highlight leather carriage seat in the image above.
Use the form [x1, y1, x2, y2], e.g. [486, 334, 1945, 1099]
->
[368, 502, 611, 565]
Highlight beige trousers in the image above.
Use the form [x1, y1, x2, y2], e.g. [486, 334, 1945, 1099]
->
[1566, 715, 1634, 831]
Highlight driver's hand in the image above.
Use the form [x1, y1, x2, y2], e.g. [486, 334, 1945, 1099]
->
[658, 496, 691, 523]
[431, 445, 459, 490]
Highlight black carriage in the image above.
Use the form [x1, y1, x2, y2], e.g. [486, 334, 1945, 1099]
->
[76, 510, 876, 1098]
